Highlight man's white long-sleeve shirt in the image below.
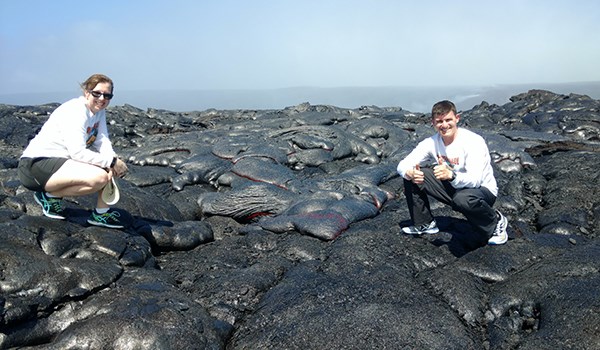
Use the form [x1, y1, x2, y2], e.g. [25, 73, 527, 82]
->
[397, 128, 498, 196]
[21, 96, 115, 168]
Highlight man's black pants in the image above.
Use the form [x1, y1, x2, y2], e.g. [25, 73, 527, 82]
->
[403, 167, 498, 241]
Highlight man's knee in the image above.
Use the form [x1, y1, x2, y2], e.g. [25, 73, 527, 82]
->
[452, 190, 481, 210]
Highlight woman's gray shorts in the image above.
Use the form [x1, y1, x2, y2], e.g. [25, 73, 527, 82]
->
[18, 157, 68, 192]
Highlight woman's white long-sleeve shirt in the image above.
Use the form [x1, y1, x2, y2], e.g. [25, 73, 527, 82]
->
[21, 96, 115, 168]
[397, 128, 498, 196]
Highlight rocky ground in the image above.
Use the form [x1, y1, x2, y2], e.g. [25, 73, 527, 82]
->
[0, 90, 599, 349]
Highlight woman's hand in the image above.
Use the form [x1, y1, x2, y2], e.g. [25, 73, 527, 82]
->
[112, 158, 128, 177]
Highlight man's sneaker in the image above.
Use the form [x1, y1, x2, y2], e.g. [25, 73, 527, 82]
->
[488, 210, 508, 245]
[87, 209, 124, 229]
[33, 191, 66, 219]
[401, 220, 439, 235]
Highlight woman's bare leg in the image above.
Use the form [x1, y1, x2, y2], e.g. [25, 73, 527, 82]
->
[44, 159, 110, 200]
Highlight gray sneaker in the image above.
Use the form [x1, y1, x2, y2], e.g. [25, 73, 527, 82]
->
[488, 210, 508, 245]
[34, 191, 66, 219]
[401, 220, 439, 235]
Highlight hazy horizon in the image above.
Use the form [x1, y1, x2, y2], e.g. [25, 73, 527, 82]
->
[1, 81, 599, 113]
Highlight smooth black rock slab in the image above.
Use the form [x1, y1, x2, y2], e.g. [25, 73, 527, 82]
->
[1, 89, 599, 349]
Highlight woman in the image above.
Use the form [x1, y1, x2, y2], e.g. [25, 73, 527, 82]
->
[18, 73, 128, 229]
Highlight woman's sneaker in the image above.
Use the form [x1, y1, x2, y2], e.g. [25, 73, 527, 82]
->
[401, 220, 439, 235]
[87, 209, 124, 229]
[488, 211, 508, 245]
[33, 192, 66, 219]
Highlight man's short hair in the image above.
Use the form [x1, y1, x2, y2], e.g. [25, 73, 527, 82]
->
[431, 100, 457, 118]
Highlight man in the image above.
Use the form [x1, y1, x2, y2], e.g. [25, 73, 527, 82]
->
[397, 100, 508, 245]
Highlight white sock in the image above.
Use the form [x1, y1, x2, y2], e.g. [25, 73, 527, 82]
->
[45, 192, 59, 198]
[96, 208, 109, 214]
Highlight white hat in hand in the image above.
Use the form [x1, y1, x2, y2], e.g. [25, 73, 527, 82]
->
[101, 177, 120, 205]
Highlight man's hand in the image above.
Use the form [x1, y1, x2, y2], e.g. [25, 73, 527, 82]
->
[434, 156, 453, 181]
[409, 164, 424, 184]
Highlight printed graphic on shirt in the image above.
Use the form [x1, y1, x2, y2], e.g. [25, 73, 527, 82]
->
[437, 154, 459, 168]
[86, 122, 99, 147]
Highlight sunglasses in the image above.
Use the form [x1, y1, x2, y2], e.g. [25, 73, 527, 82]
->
[89, 90, 114, 100]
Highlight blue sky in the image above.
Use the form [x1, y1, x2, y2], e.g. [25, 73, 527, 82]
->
[1, 0, 599, 108]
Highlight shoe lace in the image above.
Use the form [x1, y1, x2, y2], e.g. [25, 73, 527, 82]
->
[494, 218, 506, 236]
[47, 198, 63, 213]
[96, 210, 121, 222]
